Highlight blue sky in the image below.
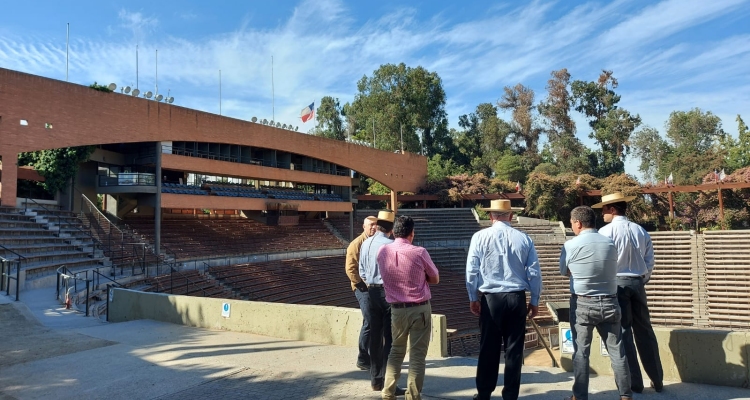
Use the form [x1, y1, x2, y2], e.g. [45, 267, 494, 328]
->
[1, 0, 749, 179]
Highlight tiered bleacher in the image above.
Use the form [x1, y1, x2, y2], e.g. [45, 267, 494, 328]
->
[316, 193, 344, 202]
[142, 269, 238, 299]
[125, 216, 344, 260]
[266, 188, 314, 201]
[162, 183, 209, 195]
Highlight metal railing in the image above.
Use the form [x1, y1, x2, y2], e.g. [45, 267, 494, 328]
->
[98, 173, 156, 187]
[0, 244, 25, 301]
[56, 265, 92, 316]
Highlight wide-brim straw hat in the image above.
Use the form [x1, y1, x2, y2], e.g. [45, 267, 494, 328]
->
[481, 199, 523, 212]
[592, 192, 637, 209]
[376, 210, 395, 223]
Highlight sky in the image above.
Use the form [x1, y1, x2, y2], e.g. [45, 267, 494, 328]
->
[1, 0, 749, 179]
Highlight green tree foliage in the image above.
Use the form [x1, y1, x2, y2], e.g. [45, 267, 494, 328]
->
[313, 96, 345, 140]
[633, 108, 725, 185]
[18, 146, 95, 194]
[453, 103, 512, 176]
[523, 173, 580, 220]
[494, 151, 526, 182]
[572, 70, 640, 177]
[725, 115, 750, 171]
[348, 63, 450, 157]
[498, 83, 542, 158]
[89, 82, 114, 92]
[427, 154, 465, 185]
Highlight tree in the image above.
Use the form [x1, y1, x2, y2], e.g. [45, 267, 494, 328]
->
[572, 70, 640, 177]
[427, 154, 465, 185]
[538, 69, 590, 174]
[725, 115, 750, 171]
[348, 63, 448, 156]
[664, 108, 725, 184]
[18, 146, 95, 195]
[453, 103, 512, 176]
[313, 96, 345, 140]
[498, 83, 542, 156]
[631, 127, 670, 183]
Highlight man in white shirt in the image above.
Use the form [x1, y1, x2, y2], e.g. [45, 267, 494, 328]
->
[594, 193, 663, 394]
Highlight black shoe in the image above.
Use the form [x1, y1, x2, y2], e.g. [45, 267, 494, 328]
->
[651, 381, 664, 392]
[372, 380, 384, 391]
[395, 387, 406, 396]
[473, 394, 490, 400]
[356, 361, 370, 371]
[631, 385, 644, 394]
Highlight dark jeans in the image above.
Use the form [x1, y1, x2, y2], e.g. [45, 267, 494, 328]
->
[368, 286, 392, 385]
[354, 289, 371, 366]
[617, 276, 663, 391]
[476, 291, 526, 400]
[570, 296, 631, 400]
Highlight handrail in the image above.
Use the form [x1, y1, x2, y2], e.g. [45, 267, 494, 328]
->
[56, 265, 91, 316]
[163, 263, 209, 297]
[0, 244, 25, 301]
[78, 191, 125, 235]
[23, 198, 62, 235]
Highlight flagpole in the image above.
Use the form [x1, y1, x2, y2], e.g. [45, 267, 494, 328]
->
[66, 23, 69, 81]
[219, 69, 222, 116]
[271, 56, 275, 122]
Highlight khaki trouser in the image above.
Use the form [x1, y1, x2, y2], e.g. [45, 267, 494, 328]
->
[382, 302, 431, 400]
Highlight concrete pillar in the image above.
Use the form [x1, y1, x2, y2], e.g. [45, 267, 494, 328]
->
[0, 150, 18, 207]
[390, 190, 398, 214]
[155, 142, 162, 256]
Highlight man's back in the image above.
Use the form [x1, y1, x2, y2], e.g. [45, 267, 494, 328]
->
[562, 230, 618, 296]
[598, 215, 654, 276]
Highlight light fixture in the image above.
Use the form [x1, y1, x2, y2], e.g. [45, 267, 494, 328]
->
[123, 86, 131, 94]
[262, 119, 268, 125]
[276, 122, 281, 128]
[144, 91, 153, 99]
[251, 117, 257, 123]
[156, 94, 164, 102]
[132, 88, 140, 97]
[108, 82, 117, 91]
[167, 97, 174, 104]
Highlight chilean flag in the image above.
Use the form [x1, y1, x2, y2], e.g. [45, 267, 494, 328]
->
[300, 102, 315, 123]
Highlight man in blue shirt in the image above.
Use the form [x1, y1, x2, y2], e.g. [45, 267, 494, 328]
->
[594, 192, 663, 394]
[359, 210, 404, 396]
[466, 199, 542, 400]
[560, 206, 631, 400]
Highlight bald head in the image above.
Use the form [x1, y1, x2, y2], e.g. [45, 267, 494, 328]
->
[363, 217, 377, 237]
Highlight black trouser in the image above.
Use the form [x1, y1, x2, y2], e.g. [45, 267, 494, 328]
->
[617, 275, 663, 391]
[476, 291, 527, 400]
[368, 286, 392, 386]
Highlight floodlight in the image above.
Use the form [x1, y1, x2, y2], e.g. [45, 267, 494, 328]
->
[270, 120, 274, 126]
[276, 122, 281, 128]
[156, 94, 164, 101]
[262, 119, 268, 124]
[295, 126, 298, 131]
[167, 97, 174, 104]
[251, 117, 257, 123]
[124, 86, 131, 94]
[144, 91, 153, 99]
[282, 124, 287, 129]
[108, 83, 117, 91]
[132, 88, 140, 97]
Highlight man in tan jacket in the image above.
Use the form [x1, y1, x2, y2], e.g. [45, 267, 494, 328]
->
[345, 215, 377, 371]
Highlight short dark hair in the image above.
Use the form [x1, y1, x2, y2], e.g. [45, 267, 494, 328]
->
[570, 206, 596, 228]
[376, 221, 393, 232]
[392, 215, 414, 239]
[608, 201, 627, 215]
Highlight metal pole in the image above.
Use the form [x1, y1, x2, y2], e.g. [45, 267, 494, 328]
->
[85, 280, 90, 316]
[271, 56, 274, 122]
[155, 142, 162, 258]
[155, 49, 158, 96]
[15, 261, 20, 301]
[718, 186, 725, 230]
[136, 44, 139, 90]
[66, 23, 69, 81]
[219, 69, 222, 115]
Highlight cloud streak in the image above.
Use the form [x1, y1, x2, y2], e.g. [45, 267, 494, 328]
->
[0, 0, 747, 147]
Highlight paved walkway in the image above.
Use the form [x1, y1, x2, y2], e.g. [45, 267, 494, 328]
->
[1, 290, 749, 400]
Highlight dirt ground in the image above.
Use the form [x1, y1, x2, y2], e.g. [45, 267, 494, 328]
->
[0, 303, 115, 369]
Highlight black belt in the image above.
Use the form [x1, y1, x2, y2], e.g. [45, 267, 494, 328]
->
[368, 284, 384, 288]
[575, 294, 617, 299]
[391, 300, 429, 309]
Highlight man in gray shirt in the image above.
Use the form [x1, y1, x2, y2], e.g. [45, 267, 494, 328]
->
[560, 206, 631, 400]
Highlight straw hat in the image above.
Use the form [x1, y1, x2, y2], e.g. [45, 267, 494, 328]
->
[591, 192, 637, 209]
[481, 199, 523, 212]
[376, 210, 395, 223]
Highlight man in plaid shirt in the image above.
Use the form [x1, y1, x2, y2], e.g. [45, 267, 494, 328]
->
[378, 215, 440, 400]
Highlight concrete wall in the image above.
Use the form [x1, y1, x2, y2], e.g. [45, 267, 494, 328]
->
[559, 322, 750, 388]
[109, 288, 448, 358]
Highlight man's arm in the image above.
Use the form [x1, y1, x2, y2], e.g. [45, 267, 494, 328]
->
[345, 241, 363, 285]
[559, 243, 569, 277]
[525, 239, 542, 319]
[421, 248, 440, 284]
[643, 233, 655, 273]
[466, 235, 482, 302]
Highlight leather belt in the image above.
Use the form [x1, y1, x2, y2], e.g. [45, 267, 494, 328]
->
[368, 284, 384, 288]
[575, 294, 617, 299]
[391, 300, 429, 309]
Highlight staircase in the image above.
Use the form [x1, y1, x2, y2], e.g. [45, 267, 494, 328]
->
[0, 205, 111, 295]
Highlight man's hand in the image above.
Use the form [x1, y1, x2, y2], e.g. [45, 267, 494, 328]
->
[527, 303, 539, 319]
[470, 301, 481, 316]
[354, 281, 368, 292]
[644, 271, 652, 284]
